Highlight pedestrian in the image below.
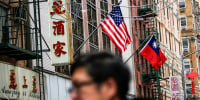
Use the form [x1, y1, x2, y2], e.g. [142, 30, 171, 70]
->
[69, 52, 131, 100]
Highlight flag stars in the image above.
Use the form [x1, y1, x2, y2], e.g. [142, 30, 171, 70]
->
[152, 41, 158, 49]
[110, 6, 123, 26]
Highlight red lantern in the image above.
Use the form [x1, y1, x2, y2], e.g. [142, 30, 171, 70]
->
[186, 70, 198, 94]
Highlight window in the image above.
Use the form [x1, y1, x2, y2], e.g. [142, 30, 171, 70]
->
[167, 8, 169, 19]
[133, 0, 136, 5]
[101, 0, 111, 52]
[182, 39, 189, 52]
[137, 52, 140, 71]
[111, 0, 118, 5]
[159, 22, 161, 41]
[146, 60, 148, 73]
[179, 0, 185, 8]
[184, 59, 191, 74]
[0, 6, 9, 44]
[180, 16, 187, 30]
[100, 0, 108, 19]
[87, 0, 99, 53]
[139, 85, 141, 97]
[115, 47, 122, 58]
[143, 24, 146, 38]
[144, 86, 146, 98]
[165, 29, 168, 47]
[186, 84, 192, 98]
[71, 0, 83, 57]
[141, 56, 145, 73]
[139, 21, 142, 38]
[193, 16, 195, 31]
[148, 88, 150, 98]
[135, 19, 138, 36]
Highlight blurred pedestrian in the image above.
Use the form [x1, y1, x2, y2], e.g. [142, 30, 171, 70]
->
[69, 52, 130, 100]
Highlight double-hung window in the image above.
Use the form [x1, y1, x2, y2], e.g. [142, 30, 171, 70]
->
[179, 0, 185, 8]
[180, 16, 187, 30]
[182, 39, 189, 52]
[0, 6, 7, 43]
[183, 59, 190, 74]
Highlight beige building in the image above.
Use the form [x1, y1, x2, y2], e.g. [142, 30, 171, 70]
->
[180, 0, 200, 99]
[156, 0, 183, 99]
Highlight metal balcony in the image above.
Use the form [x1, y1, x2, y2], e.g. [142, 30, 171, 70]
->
[137, 8, 157, 17]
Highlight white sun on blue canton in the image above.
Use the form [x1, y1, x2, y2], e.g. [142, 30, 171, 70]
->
[152, 41, 157, 49]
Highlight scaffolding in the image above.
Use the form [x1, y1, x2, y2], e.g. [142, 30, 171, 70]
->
[0, 0, 45, 99]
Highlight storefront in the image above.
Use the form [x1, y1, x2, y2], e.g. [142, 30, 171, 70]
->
[0, 62, 47, 100]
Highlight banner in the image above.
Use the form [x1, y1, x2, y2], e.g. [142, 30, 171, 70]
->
[169, 76, 181, 100]
[48, 0, 73, 66]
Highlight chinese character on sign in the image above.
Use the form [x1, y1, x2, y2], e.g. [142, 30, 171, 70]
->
[53, 21, 65, 35]
[9, 70, 17, 89]
[23, 76, 28, 88]
[53, 41, 67, 57]
[171, 77, 179, 91]
[50, 0, 65, 15]
[32, 76, 37, 93]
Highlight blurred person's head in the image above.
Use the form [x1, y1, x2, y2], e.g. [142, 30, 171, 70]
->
[70, 52, 130, 100]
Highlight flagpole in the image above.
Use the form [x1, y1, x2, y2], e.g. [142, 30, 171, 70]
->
[73, 25, 100, 57]
[124, 35, 152, 64]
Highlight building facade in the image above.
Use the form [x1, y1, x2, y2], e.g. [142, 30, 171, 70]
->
[71, 0, 136, 97]
[180, 0, 200, 99]
[131, 0, 183, 99]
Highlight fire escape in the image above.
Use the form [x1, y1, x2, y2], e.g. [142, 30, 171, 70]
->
[137, 0, 163, 100]
[0, 0, 45, 99]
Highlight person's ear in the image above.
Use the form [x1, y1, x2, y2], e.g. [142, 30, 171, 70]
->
[102, 78, 118, 99]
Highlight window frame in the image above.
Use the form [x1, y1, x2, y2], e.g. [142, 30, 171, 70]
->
[180, 15, 187, 30]
[182, 39, 189, 52]
[183, 59, 191, 74]
[179, 0, 186, 9]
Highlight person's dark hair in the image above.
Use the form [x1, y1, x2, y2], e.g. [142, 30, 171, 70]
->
[71, 52, 130, 100]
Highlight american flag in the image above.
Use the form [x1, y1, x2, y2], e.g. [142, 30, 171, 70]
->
[100, 4, 132, 52]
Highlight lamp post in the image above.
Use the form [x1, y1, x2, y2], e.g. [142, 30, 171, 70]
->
[182, 49, 200, 100]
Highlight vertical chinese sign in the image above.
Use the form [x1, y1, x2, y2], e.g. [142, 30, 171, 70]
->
[48, 0, 73, 65]
[169, 76, 181, 100]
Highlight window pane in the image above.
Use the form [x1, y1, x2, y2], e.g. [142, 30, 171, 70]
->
[182, 39, 188, 48]
[181, 17, 186, 26]
[0, 6, 7, 43]
[87, 0, 98, 52]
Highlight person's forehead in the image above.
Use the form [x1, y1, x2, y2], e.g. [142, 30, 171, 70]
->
[71, 67, 92, 82]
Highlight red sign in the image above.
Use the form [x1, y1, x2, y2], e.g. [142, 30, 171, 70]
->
[49, 0, 73, 65]
[32, 76, 37, 93]
[9, 70, 17, 89]
[171, 77, 179, 91]
[170, 76, 181, 100]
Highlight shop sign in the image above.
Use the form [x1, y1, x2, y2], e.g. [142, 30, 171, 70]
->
[169, 76, 181, 100]
[49, 0, 73, 66]
[0, 63, 46, 100]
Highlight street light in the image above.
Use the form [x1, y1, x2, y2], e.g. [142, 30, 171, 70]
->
[182, 49, 200, 100]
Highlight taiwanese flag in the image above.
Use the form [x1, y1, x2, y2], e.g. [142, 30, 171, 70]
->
[139, 35, 166, 70]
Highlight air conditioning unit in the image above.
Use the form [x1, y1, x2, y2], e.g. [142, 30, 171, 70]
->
[181, 26, 187, 30]
[183, 48, 189, 52]
[179, 2, 185, 8]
